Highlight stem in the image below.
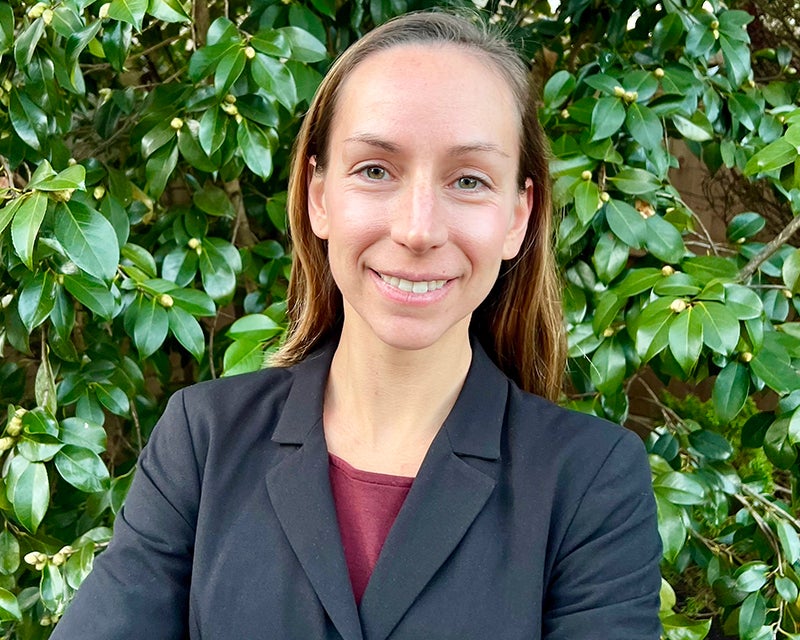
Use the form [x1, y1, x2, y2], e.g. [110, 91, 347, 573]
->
[130, 398, 143, 454]
[738, 214, 800, 282]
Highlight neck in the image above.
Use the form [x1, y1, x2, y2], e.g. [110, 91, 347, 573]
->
[323, 320, 472, 475]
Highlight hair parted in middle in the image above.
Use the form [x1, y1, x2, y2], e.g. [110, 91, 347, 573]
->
[271, 10, 566, 401]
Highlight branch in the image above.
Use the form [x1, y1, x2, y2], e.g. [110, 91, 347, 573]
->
[738, 214, 800, 282]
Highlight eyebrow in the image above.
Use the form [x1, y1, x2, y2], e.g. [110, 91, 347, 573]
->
[344, 134, 510, 158]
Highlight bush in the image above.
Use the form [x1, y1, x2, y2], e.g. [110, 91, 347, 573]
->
[0, 0, 798, 637]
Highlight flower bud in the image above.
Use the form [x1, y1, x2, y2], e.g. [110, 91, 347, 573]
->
[27, 3, 47, 19]
[170, 117, 183, 130]
[244, 46, 256, 60]
[93, 185, 106, 200]
[24, 551, 45, 566]
[783, 289, 793, 298]
[613, 86, 626, 97]
[600, 191, 610, 203]
[51, 552, 66, 566]
[741, 351, 753, 363]
[51, 188, 74, 202]
[67, 157, 77, 166]
[98, 87, 112, 102]
[59, 546, 74, 556]
[712, 29, 719, 40]
[41, 8, 53, 24]
[560, 109, 570, 119]
[602, 327, 615, 338]
[710, 19, 719, 29]
[99, 2, 111, 18]
[221, 102, 238, 116]
[40, 616, 51, 626]
[1, 293, 12, 309]
[661, 265, 674, 277]
[188, 238, 201, 250]
[581, 170, 592, 181]
[158, 294, 174, 308]
[224, 94, 237, 104]
[0, 436, 16, 452]
[670, 299, 687, 313]
[235, 113, 243, 124]
[624, 91, 638, 103]
[654, 68, 665, 78]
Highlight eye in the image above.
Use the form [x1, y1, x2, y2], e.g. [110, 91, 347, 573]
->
[362, 166, 388, 180]
[455, 176, 483, 190]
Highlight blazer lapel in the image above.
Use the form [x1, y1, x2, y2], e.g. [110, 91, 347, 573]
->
[358, 342, 509, 640]
[265, 344, 364, 640]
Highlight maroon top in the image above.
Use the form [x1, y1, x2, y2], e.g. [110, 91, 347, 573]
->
[329, 454, 414, 604]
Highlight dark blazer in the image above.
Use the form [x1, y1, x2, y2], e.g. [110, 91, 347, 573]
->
[52, 340, 662, 640]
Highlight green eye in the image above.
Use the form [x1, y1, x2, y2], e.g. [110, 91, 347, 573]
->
[457, 176, 480, 190]
[365, 166, 386, 180]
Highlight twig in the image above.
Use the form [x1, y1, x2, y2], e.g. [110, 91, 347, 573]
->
[130, 398, 143, 454]
[738, 214, 800, 282]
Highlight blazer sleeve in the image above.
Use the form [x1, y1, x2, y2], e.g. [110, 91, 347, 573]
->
[543, 429, 662, 640]
[51, 390, 200, 640]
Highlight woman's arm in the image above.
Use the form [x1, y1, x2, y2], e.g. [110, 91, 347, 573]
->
[543, 429, 662, 639]
[51, 390, 200, 639]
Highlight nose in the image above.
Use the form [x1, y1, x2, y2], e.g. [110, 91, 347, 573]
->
[390, 180, 448, 253]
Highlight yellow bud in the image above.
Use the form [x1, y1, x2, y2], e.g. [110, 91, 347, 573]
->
[244, 46, 256, 60]
[56, 273, 65, 284]
[27, 3, 47, 19]
[99, 2, 111, 18]
[98, 88, 112, 102]
[600, 191, 610, 203]
[93, 185, 106, 200]
[40, 616, 51, 626]
[1, 293, 12, 308]
[188, 237, 201, 250]
[783, 289, 793, 298]
[713, 29, 719, 40]
[741, 351, 753, 363]
[581, 170, 592, 181]
[224, 94, 237, 104]
[747, 79, 755, 88]
[158, 294, 174, 308]
[58, 545, 74, 556]
[710, 19, 719, 29]
[170, 117, 183, 130]
[654, 68, 665, 78]
[661, 265, 675, 277]
[51, 552, 65, 566]
[613, 86, 626, 97]
[24, 551, 45, 566]
[0, 436, 16, 452]
[560, 109, 570, 119]
[221, 102, 238, 116]
[788, 67, 798, 75]
[67, 157, 77, 166]
[670, 299, 687, 313]
[602, 327, 614, 338]
[51, 188, 74, 202]
[41, 8, 53, 24]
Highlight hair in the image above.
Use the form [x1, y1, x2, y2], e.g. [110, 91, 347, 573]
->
[270, 10, 566, 401]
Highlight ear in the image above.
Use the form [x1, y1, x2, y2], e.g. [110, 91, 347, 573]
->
[502, 178, 533, 260]
[307, 156, 329, 240]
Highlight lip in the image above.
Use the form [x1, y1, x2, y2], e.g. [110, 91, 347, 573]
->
[370, 269, 454, 304]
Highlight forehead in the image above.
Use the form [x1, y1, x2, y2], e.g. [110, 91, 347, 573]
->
[330, 43, 521, 152]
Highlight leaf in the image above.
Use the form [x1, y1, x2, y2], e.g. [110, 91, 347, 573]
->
[162, 247, 198, 287]
[251, 53, 297, 111]
[6, 457, 49, 533]
[107, 0, 147, 31]
[0, 197, 23, 236]
[776, 576, 798, 603]
[199, 107, 227, 157]
[132, 295, 169, 358]
[751, 346, 800, 395]
[0, 588, 21, 622]
[654, 273, 700, 297]
[40, 563, 66, 613]
[54, 201, 120, 281]
[60, 417, 106, 454]
[222, 339, 265, 377]
[279, 26, 327, 62]
[777, 520, 800, 564]
[227, 314, 282, 341]
[544, 70, 576, 110]
[9, 88, 46, 151]
[720, 33, 751, 88]
[605, 199, 646, 248]
[625, 102, 663, 149]
[653, 471, 705, 505]
[783, 249, 800, 292]
[13, 18, 44, 68]
[237, 121, 274, 180]
[660, 614, 711, 639]
[199, 243, 237, 302]
[652, 13, 684, 58]
[672, 112, 713, 142]
[573, 179, 600, 224]
[590, 338, 626, 394]
[145, 140, 179, 199]
[55, 445, 109, 492]
[590, 97, 626, 142]
[94, 383, 129, 416]
[655, 494, 686, 563]
[214, 47, 246, 96]
[695, 301, 740, 355]
[735, 563, 769, 593]
[177, 127, 217, 173]
[713, 362, 749, 423]
[645, 215, 685, 264]
[141, 121, 176, 159]
[35, 344, 57, 415]
[615, 268, 663, 298]
[609, 168, 661, 195]
[65, 544, 95, 591]
[635, 297, 674, 361]
[235, 95, 279, 128]
[688, 429, 733, 461]
[592, 233, 628, 283]
[18, 271, 57, 332]
[682, 256, 739, 283]
[727, 212, 765, 242]
[0, 530, 20, 576]
[65, 20, 103, 67]
[250, 29, 291, 58]
[738, 592, 766, 639]
[168, 306, 205, 361]
[668, 306, 703, 374]
[724, 284, 763, 320]
[744, 139, 796, 175]
[63, 273, 116, 319]
[764, 416, 797, 469]
[193, 184, 235, 218]
[11, 192, 48, 270]
[147, 0, 190, 23]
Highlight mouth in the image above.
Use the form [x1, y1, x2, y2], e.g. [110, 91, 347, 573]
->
[378, 272, 448, 294]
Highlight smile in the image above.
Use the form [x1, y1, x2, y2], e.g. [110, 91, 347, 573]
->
[378, 273, 448, 294]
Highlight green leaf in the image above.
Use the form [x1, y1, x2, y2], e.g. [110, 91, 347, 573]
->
[40, 563, 66, 613]
[94, 383, 129, 416]
[177, 127, 217, 172]
[695, 301, 740, 355]
[60, 417, 106, 454]
[735, 563, 769, 593]
[660, 613, 711, 639]
[614, 268, 662, 298]
[22, 408, 59, 438]
[590, 338, 626, 394]
[655, 494, 686, 563]
[744, 139, 796, 175]
[609, 168, 661, 195]
[215, 47, 246, 96]
[783, 249, 800, 292]
[590, 97, 626, 142]
[227, 313, 282, 341]
[625, 102, 663, 149]
[18, 271, 57, 332]
[591, 291, 623, 335]
[738, 591, 766, 639]
[0, 197, 23, 236]
[0, 588, 21, 622]
[193, 184, 235, 218]
[63, 273, 116, 319]
[751, 345, 800, 395]
[0, 530, 20, 576]
[199, 107, 227, 156]
[635, 297, 674, 361]
[713, 362, 749, 422]
[132, 295, 169, 358]
[776, 576, 798, 603]
[222, 339, 265, 377]
[688, 429, 733, 461]
[605, 199, 646, 248]
[720, 33, 751, 88]
[9, 88, 46, 151]
[65, 544, 95, 591]
[654, 273, 700, 297]
[724, 284, 763, 320]
[764, 416, 797, 468]
[148, 0, 190, 23]
[13, 18, 44, 68]
[54, 200, 120, 281]
[251, 53, 297, 111]
[645, 215, 685, 264]
[777, 520, 800, 564]
[162, 247, 198, 287]
[107, 0, 147, 31]
[6, 457, 49, 533]
[682, 256, 739, 283]
[237, 121, 274, 180]
[168, 306, 205, 361]
[671, 112, 713, 142]
[543, 70, 575, 110]
[145, 140, 179, 199]
[652, 13, 684, 58]
[280, 26, 327, 62]
[141, 121, 176, 159]
[592, 233, 628, 284]
[668, 306, 703, 374]
[168, 288, 215, 316]
[727, 212, 765, 242]
[653, 471, 705, 505]
[250, 28, 291, 58]
[11, 192, 48, 270]
[199, 243, 237, 302]
[55, 445, 109, 492]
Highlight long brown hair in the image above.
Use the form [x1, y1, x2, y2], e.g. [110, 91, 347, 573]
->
[271, 11, 565, 401]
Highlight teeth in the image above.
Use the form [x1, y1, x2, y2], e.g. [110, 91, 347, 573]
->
[380, 273, 446, 293]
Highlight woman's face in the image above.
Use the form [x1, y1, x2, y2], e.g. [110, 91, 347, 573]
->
[308, 44, 533, 353]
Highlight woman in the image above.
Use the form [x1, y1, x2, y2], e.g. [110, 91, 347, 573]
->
[52, 11, 662, 639]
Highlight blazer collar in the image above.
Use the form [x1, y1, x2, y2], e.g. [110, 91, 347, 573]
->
[266, 336, 510, 640]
